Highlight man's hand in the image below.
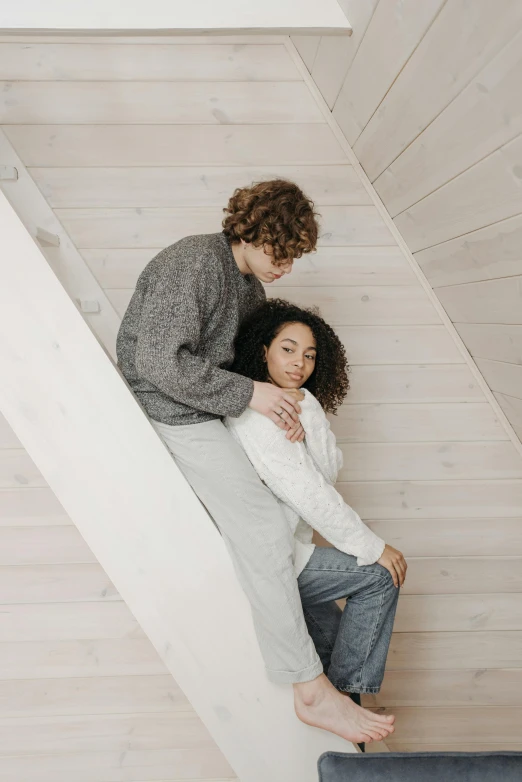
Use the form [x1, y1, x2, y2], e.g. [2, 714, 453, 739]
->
[249, 382, 305, 441]
[377, 544, 407, 588]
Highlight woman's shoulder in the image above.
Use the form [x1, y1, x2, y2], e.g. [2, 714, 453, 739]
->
[224, 407, 279, 439]
[300, 388, 319, 405]
[300, 388, 326, 416]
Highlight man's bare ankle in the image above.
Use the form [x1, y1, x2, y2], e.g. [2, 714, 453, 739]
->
[293, 673, 331, 704]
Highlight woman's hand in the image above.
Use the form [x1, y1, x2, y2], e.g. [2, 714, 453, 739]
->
[249, 382, 305, 441]
[377, 544, 407, 588]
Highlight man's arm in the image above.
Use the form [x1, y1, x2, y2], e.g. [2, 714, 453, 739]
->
[134, 264, 254, 418]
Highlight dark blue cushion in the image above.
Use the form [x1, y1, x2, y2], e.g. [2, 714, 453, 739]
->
[318, 750, 522, 781]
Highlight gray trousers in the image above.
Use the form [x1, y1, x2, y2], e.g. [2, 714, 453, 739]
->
[151, 417, 323, 684]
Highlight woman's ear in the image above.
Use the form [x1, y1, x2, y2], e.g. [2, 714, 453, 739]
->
[263, 345, 268, 363]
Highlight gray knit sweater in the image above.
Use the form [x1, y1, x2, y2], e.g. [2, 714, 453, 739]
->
[116, 231, 266, 426]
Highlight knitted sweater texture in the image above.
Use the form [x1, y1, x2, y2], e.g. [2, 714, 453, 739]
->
[225, 389, 386, 574]
[116, 231, 265, 425]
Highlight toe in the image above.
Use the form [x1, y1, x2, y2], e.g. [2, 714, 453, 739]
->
[366, 728, 385, 741]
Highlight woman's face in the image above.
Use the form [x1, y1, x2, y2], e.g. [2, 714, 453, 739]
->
[263, 322, 317, 388]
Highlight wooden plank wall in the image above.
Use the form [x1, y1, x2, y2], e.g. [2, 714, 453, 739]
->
[291, 0, 522, 752]
[0, 26, 521, 769]
[0, 427, 234, 781]
[293, 0, 522, 442]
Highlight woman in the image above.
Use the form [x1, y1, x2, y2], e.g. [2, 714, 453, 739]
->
[225, 298, 407, 745]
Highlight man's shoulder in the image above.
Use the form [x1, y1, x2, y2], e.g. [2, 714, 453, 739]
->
[138, 232, 228, 285]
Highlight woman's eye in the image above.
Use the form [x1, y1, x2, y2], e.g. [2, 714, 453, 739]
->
[306, 354, 315, 360]
[282, 347, 292, 353]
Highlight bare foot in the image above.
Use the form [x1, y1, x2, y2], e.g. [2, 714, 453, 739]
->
[293, 674, 395, 745]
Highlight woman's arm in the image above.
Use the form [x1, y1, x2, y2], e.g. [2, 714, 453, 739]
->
[298, 390, 343, 484]
[227, 413, 385, 566]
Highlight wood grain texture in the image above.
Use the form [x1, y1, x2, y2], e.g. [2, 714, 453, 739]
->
[337, 441, 522, 482]
[30, 165, 371, 208]
[437, 276, 522, 326]
[374, 27, 522, 216]
[0, 639, 167, 680]
[0, 450, 45, 489]
[454, 324, 522, 364]
[0, 525, 97, 566]
[393, 593, 522, 632]
[4, 123, 347, 166]
[0, 42, 302, 82]
[476, 359, 522, 400]
[369, 706, 522, 743]
[414, 213, 522, 288]
[0, 711, 218, 755]
[0, 601, 145, 642]
[0, 81, 324, 124]
[352, 0, 522, 181]
[330, 403, 506, 442]
[0, 675, 190, 718]
[311, 0, 379, 109]
[0, 489, 70, 526]
[0, 414, 20, 449]
[387, 631, 522, 670]
[369, 668, 522, 707]
[338, 480, 522, 519]
[387, 556, 522, 595]
[0, 748, 236, 782]
[0, 564, 121, 604]
[394, 134, 522, 253]
[365, 518, 522, 558]
[333, 0, 444, 146]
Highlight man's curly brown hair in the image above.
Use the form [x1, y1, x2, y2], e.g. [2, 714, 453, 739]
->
[231, 298, 350, 415]
[222, 178, 320, 264]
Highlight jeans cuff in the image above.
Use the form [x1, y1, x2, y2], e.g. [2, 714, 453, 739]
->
[332, 683, 381, 694]
[265, 657, 324, 684]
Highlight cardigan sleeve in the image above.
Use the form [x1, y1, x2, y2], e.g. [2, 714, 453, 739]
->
[228, 413, 385, 566]
[299, 390, 343, 485]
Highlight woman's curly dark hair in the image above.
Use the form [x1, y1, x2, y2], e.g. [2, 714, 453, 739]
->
[222, 178, 320, 263]
[232, 298, 350, 415]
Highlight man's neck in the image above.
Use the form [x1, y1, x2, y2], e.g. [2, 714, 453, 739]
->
[230, 241, 249, 275]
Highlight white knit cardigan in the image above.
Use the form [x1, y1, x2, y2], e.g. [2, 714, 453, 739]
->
[224, 388, 386, 577]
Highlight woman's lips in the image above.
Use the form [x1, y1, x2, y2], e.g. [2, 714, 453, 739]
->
[286, 372, 303, 380]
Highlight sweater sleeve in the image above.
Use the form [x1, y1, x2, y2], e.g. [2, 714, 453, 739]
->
[299, 391, 343, 485]
[134, 262, 254, 418]
[231, 415, 385, 566]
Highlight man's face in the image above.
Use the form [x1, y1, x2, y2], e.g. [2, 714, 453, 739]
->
[242, 241, 294, 283]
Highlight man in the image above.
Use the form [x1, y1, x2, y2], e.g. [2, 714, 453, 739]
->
[116, 178, 395, 744]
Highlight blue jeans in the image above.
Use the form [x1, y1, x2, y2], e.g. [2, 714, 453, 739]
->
[297, 545, 400, 694]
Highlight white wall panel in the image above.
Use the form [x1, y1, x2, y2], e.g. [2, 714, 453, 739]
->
[352, 0, 522, 181]
[374, 27, 522, 216]
[333, 0, 444, 146]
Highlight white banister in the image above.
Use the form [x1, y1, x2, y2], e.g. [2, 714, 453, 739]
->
[0, 190, 355, 781]
[0, 0, 352, 36]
